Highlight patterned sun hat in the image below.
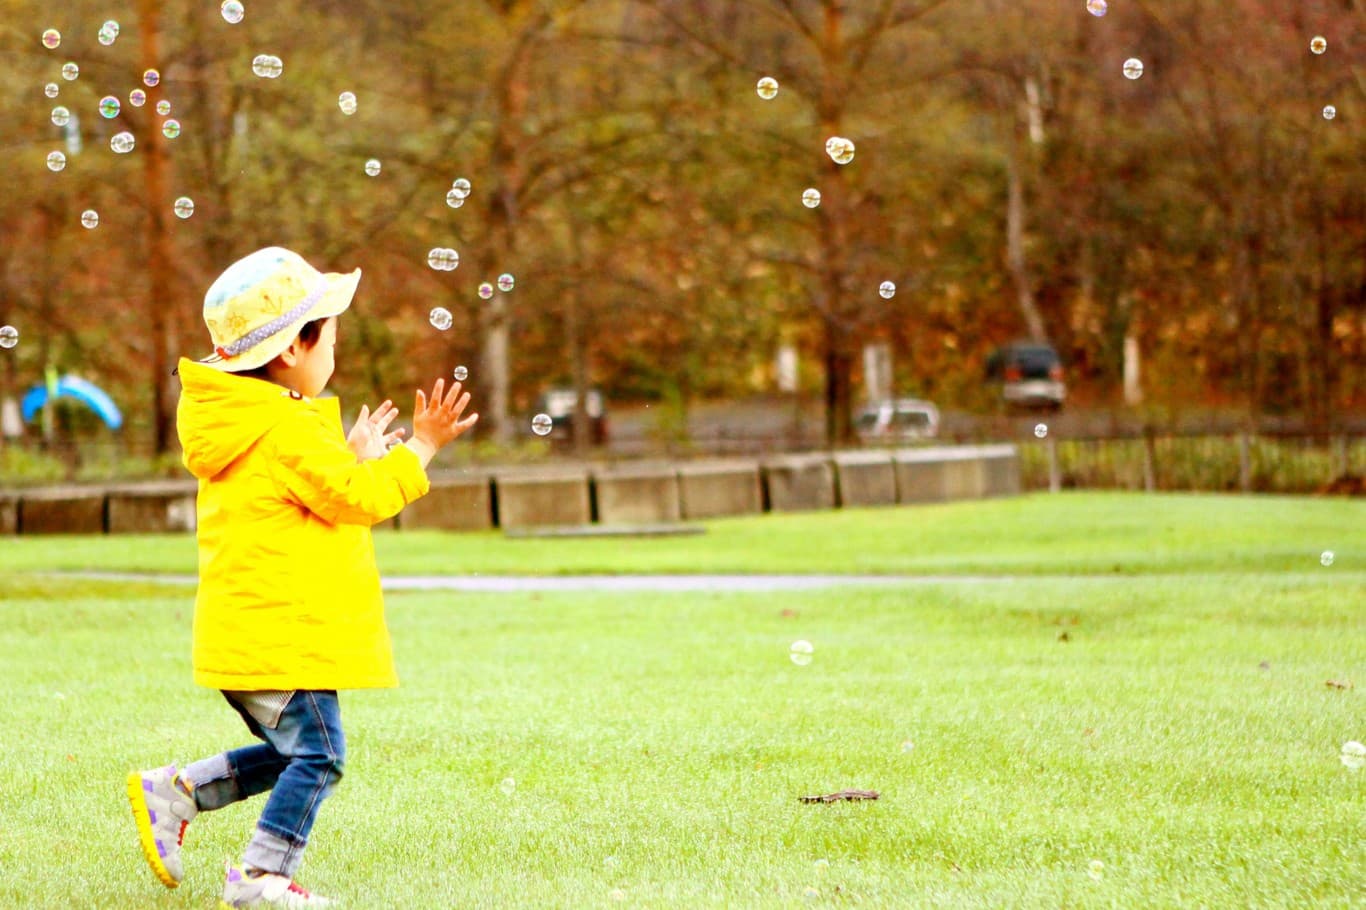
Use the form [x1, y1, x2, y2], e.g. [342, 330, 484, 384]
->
[199, 247, 361, 372]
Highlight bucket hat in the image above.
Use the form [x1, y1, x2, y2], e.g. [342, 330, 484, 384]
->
[199, 247, 360, 372]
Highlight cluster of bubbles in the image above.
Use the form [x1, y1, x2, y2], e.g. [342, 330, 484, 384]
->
[97, 20, 120, 46]
[174, 197, 196, 219]
[0, 325, 18, 349]
[531, 413, 553, 436]
[427, 247, 459, 271]
[429, 307, 453, 331]
[1122, 58, 1144, 80]
[789, 639, 814, 666]
[338, 91, 358, 116]
[756, 76, 779, 100]
[364, 158, 382, 177]
[824, 136, 855, 165]
[446, 177, 472, 209]
[1342, 740, 1366, 770]
[251, 54, 284, 79]
[1086, 0, 1107, 16]
[801, 188, 821, 209]
[221, 0, 245, 25]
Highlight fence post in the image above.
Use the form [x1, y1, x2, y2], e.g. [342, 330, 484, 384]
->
[1047, 435, 1060, 493]
[1332, 434, 1348, 480]
[1142, 426, 1156, 492]
[1238, 431, 1253, 492]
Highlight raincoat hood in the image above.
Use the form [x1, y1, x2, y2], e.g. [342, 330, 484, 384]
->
[177, 358, 298, 479]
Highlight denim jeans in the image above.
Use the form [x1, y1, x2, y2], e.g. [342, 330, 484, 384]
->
[182, 690, 345, 878]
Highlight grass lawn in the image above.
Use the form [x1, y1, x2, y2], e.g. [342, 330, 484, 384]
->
[1, 492, 1362, 908]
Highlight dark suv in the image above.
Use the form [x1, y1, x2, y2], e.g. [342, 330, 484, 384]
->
[986, 342, 1066, 411]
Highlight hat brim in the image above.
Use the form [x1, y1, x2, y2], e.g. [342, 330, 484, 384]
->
[199, 268, 361, 372]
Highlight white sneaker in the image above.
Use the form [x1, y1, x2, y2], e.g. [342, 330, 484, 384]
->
[220, 863, 334, 908]
[126, 763, 199, 888]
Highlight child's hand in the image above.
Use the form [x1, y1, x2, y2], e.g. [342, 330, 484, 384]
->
[347, 400, 405, 462]
[409, 378, 478, 465]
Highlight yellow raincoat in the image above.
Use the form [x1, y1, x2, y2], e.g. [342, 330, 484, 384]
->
[176, 359, 429, 691]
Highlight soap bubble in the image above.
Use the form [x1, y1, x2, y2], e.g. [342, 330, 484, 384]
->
[1034, 423, 1048, 439]
[1310, 36, 1327, 55]
[1088, 860, 1104, 881]
[143, 69, 160, 87]
[531, 413, 553, 436]
[98, 21, 120, 46]
[900, 739, 915, 753]
[338, 91, 357, 116]
[80, 209, 99, 229]
[46, 150, 66, 171]
[429, 307, 453, 331]
[156, 100, 171, 116]
[221, 0, 245, 24]
[451, 177, 471, 198]
[801, 188, 821, 209]
[499, 777, 516, 795]
[825, 136, 855, 165]
[61, 62, 79, 81]
[110, 131, 135, 154]
[44, 83, 59, 99]
[1341, 740, 1366, 770]
[0, 325, 18, 349]
[1122, 58, 1144, 80]
[99, 96, 121, 119]
[879, 280, 896, 299]
[803, 887, 820, 900]
[445, 190, 465, 209]
[173, 197, 195, 219]
[50, 106, 70, 127]
[251, 55, 283, 79]
[1086, 0, 1107, 15]
[756, 76, 778, 100]
[129, 89, 146, 107]
[453, 365, 468, 381]
[497, 273, 515, 292]
[789, 639, 814, 666]
[162, 119, 181, 139]
[1322, 105, 1336, 121]
[1320, 550, 1334, 567]
[427, 248, 459, 271]
[478, 282, 494, 300]
[42, 29, 61, 49]
[364, 158, 381, 177]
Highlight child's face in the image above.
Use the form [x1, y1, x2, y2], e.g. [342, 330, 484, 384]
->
[290, 316, 337, 398]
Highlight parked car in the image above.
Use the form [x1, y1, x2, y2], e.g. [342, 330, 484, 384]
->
[986, 341, 1066, 412]
[855, 398, 940, 443]
[534, 387, 609, 445]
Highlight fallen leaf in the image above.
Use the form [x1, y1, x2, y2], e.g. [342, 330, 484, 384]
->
[1325, 679, 1353, 690]
[1057, 631, 1071, 642]
[799, 789, 879, 803]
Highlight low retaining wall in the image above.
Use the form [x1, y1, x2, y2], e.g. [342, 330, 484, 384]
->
[0, 445, 1019, 535]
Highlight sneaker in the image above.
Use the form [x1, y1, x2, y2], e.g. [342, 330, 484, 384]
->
[126, 763, 199, 888]
[219, 863, 333, 908]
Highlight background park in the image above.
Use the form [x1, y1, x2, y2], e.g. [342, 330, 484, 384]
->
[0, 0, 1363, 907]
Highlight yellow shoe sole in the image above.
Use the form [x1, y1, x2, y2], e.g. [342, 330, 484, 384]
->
[125, 772, 179, 889]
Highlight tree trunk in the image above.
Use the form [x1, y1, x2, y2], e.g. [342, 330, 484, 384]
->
[1005, 138, 1047, 343]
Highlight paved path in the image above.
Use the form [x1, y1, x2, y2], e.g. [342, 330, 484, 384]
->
[53, 571, 1010, 592]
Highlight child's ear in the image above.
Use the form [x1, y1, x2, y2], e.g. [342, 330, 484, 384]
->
[277, 341, 299, 367]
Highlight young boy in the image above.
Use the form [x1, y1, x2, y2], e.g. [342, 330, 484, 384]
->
[126, 247, 477, 908]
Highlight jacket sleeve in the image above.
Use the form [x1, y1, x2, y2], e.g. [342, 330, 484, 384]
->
[267, 410, 430, 526]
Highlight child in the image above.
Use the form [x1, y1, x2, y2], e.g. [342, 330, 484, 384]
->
[126, 247, 477, 908]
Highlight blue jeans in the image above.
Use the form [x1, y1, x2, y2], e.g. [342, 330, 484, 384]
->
[182, 690, 345, 878]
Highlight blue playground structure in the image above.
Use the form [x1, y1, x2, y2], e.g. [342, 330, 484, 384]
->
[21, 375, 123, 430]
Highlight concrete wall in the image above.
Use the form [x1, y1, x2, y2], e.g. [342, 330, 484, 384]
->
[593, 462, 681, 525]
[399, 470, 493, 531]
[677, 459, 763, 520]
[1, 445, 1019, 534]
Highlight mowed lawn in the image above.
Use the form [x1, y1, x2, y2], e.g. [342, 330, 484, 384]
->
[1, 493, 1362, 908]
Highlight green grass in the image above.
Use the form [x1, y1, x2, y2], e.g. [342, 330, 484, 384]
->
[1, 493, 1363, 908]
[2, 491, 1361, 577]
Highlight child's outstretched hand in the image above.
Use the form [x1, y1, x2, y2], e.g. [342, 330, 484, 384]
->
[347, 400, 406, 462]
[408, 378, 478, 466]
